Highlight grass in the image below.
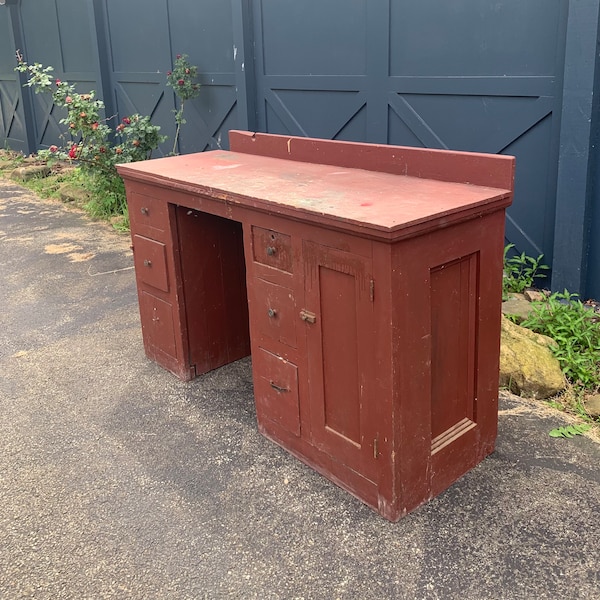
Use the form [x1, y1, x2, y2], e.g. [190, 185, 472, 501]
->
[0, 149, 129, 230]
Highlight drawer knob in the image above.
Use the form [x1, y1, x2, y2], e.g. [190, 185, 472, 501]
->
[266, 246, 277, 256]
[140, 207, 149, 215]
[267, 308, 277, 318]
[143, 259, 152, 267]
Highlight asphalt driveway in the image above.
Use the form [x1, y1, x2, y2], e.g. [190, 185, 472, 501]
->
[0, 179, 599, 599]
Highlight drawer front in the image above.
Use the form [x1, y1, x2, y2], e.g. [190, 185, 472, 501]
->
[133, 235, 169, 293]
[254, 348, 300, 436]
[128, 192, 169, 235]
[138, 291, 177, 358]
[251, 226, 293, 273]
[251, 278, 297, 348]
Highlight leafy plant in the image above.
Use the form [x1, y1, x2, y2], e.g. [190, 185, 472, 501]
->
[549, 424, 592, 438]
[521, 291, 600, 388]
[503, 243, 549, 298]
[166, 54, 201, 155]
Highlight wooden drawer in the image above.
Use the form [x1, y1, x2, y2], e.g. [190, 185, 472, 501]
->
[251, 226, 293, 272]
[253, 348, 300, 436]
[250, 278, 297, 348]
[133, 235, 169, 293]
[138, 291, 177, 359]
[128, 192, 169, 236]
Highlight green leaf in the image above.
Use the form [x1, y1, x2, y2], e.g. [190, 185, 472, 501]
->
[549, 424, 592, 438]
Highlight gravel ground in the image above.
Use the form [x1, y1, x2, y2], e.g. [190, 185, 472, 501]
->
[1, 180, 599, 600]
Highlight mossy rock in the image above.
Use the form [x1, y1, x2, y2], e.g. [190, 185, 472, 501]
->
[58, 183, 91, 205]
[500, 315, 566, 399]
[10, 164, 51, 181]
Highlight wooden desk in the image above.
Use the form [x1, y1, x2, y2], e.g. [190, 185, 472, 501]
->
[117, 131, 514, 521]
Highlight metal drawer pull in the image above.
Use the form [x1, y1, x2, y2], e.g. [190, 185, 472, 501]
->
[143, 259, 152, 267]
[270, 381, 288, 393]
[267, 308, 277, 318]
[140, 207, 149, 215]
[266, 246, 276, 256]
[300, 309, 316, 324]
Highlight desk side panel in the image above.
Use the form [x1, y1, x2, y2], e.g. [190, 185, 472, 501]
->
[391, 209, 505, 512]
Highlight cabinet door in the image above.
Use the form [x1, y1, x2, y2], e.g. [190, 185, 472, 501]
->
[138, 290, 177, 359]
[302, 241, 378, 482]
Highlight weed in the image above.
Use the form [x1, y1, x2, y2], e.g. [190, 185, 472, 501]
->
[521, 290, 600, 388]
[83, 172, 127, 219]
[546, 399, 566, 411]
[549, 423, 592, 438]
[503, 243, 549, 299]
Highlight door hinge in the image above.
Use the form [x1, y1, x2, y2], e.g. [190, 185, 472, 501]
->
[369, 279, 375, 302]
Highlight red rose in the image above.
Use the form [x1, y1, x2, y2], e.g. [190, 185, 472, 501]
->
[116, 124, 125, 132]
[65, 96, 72, 104]
[115, 148, 123, 155]
[55, 79, 61, 86]
[91, 122, 99, 130]
[167, 71, 172, 76]
[176, 54, 181, 59]
[99, 146, 106, 153]
[79, 112, 87, 118]
[185, 68, 190, 74]
[178, 79, 185, 86]
[49, 145, 58, 153]
[68, 144, 78, 159]
[122, 117, 131, 125]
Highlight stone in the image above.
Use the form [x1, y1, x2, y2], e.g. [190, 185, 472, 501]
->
[524, 289, 546, 302]
[58, 183, 90, 205]
[501, 293, 534, 323]
[583, 394, 600, 418]
[11, 165, 51, 181]
[499, 315, 566, 399]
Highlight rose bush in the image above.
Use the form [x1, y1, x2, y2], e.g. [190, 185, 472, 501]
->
[166, 53, 201, 154]
[15, 60, 166, 219]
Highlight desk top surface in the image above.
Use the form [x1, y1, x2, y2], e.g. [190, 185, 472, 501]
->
[117, 149, 512, 238]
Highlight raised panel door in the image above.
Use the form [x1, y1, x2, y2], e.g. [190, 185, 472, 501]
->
[302, 241, 378, 483]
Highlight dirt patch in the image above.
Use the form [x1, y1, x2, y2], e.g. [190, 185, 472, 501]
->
[44, 243, 83, 255]
[67, 252, 96, 262]
[500, 390, 600, 443]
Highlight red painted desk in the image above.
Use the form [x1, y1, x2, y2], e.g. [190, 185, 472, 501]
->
[116, 131, 514, 521]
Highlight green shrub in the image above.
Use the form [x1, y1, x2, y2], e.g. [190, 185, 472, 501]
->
[521, 291, 600, 388]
